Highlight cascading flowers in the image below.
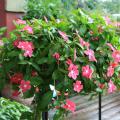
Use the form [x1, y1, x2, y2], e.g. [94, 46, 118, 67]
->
[1, 9, 120, 119]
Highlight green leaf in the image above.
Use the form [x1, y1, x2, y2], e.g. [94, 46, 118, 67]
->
[38, 91, 52, 110]
[79, 25, 87, 34]
[18, 60, 28, 65]
[20, 112, 33, 120]
[23, 87, 34, 98]
[30, 76, 43, 86]
[0, 27, 6, 35]
[8, 51, 19, 57]
[19, 54, 24, 61]
[28, 62, 40, 71]
[52, 69, 65, 80]
[37, 58, 48, 64]
[53, 109, 65, 120]
[0, 98, 31, 120]
[10, 32, 17, 40]
[52, 70, 60, 80]
[96, 88, 102, 93]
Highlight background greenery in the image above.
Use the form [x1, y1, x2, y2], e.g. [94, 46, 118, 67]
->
[0, 97, 32, 120]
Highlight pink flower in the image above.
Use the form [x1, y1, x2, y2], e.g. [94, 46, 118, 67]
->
[104, 16, 111, 25]
[79, 38, 85, 46]
[12, 90, 20, 97]
[106, 43, 115, 51]
[17, 41, 34, 57]
[53, 53, 60, 60]
[10, 73, 23, 84]
[84, 49, 97, 62]
[110, 62, 118, 68]
[18, 41, 34, 51]
[82, 65, 93, 79]
[19, 80, 31, 92]
[63, 99, 76, 112]
[107, 66, 114, 77]
[68, 64, 79, 80]
[0, 40, 4, 46]
[112, 50, 120, 63]
[112, 22, 120, 27]
[79, 38, 90, 49]
[108, 80, 116, 93]
[58, 30, 68, 42]
[66, 59, 73, 65]
[16, 19, 26, 25]
[98, 83, 105, 89]
[23, 25, 33, 34]
[31, 71, 38, 77]
[73, 80, 83, 93]
[13, 40, 23, 47]
[24, 50, 33, 57]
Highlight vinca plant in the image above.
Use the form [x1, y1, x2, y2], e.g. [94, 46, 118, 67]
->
[0, 9, 120, 119]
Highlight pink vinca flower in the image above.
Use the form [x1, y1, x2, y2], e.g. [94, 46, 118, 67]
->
[66, 59, 73, 65]
[106, 43, 115, 51]
[24, 50, 33, 57]
[82, 65, 93, 79]
[58, 30, 68, 42]
[16, 19, 26, 25]
[108, 80, 116, 93]
[53, 53, 60, 60]
[79, 38, 86, 46]
[13, 40, 23, 47]
[63, 99, 76, 112]
[84, 49, 97, 62]
[0, 40, 4, 46]
[79, 38, 90, 49]
[104, 16, 111, 25]
[17, 41, 34, 57]
[31, 71, 38, 77]
[73, 80, 83, 93]
[98, 83, 105, 89]
[10, 73, 23, 84]
[19, 80, 31, 92]
[107, 66, 114, 77]
[112, 50, 120, 63]
[110, 62, 118, 68]
[23, 25, 33, 34]
[68, 64, 79, 80]
[12, 90, 20, 97]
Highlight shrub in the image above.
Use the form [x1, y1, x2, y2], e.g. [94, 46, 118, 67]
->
[24, 0, 65, 20]
[0, 9, 120, 119]
[0, 97, 31, 120]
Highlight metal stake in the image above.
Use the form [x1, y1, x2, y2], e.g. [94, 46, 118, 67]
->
[42, 112, 48, 120]
[99, 93, 102, 120]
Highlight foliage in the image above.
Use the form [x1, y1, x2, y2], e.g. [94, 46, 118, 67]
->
[24, 0, 65, 20]
[102, 0, 120, 14]
[24, 0, 120, 18]
[84, 0, 120, 15]
[0, 27, 6, 36]
[0, 97, 32, 120]
[0, 7, 120, 120]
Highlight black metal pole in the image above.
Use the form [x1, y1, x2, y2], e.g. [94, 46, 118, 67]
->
[42, 112, 48, 120]
[99, 93, 101, 120]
